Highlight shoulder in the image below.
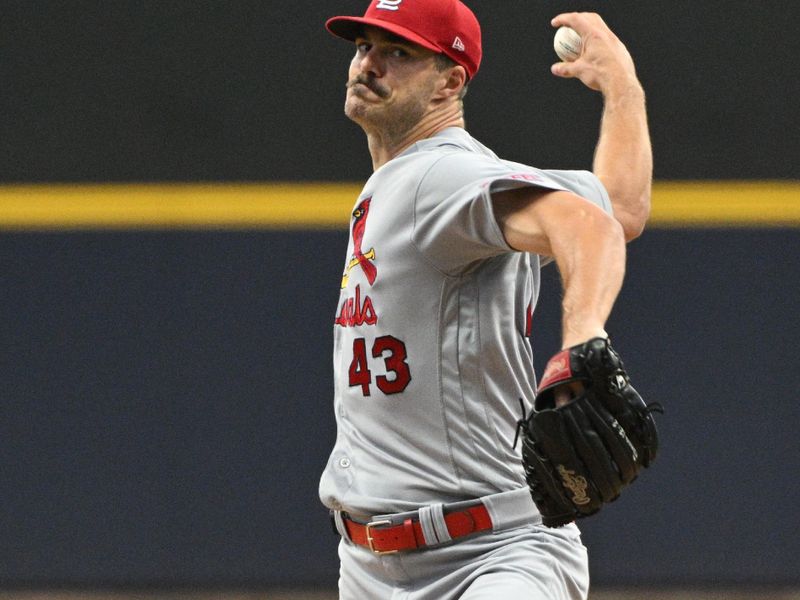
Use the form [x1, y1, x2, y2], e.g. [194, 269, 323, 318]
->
[539, 169, 613, 215]
[418, 150, 503, 193]
[417, 153, 575, 207]
[400, 128, 508, 195]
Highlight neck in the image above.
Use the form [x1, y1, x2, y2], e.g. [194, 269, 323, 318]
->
[364, 104, 465, 171]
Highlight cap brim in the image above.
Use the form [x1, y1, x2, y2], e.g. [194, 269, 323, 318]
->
[325, 16, 441, 54]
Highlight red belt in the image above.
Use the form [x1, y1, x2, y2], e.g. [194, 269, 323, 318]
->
[341, 504, 493, 554]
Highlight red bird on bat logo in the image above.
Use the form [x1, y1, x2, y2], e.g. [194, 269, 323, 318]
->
[341, 197, 378, 288]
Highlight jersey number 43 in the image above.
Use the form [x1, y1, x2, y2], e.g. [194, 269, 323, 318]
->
[348, 336, 412, 396]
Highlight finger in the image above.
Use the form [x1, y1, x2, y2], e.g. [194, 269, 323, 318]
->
[551, 12, 592, 36]
[554, 382, 584, 407]
[554, 387, 573, 408]
[551, 12, 578, 29]
[551, 61, 579, 78]
[552, 12, 605, 33]
[569, 381, 585, 396]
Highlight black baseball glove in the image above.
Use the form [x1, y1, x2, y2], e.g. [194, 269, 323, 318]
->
[516, 337, 662, 528]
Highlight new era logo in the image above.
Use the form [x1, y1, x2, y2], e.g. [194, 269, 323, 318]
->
[376, 0, 402, 10]
[452, 36, 465, 52]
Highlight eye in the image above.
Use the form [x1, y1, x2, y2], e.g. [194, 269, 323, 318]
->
[355, 41, 371, 54]
[389, 47, 409, 58]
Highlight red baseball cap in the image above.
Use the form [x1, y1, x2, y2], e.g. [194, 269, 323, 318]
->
[326, 0, 482, 80]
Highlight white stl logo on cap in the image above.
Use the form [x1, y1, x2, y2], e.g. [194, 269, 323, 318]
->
[325, 0, 482, 79]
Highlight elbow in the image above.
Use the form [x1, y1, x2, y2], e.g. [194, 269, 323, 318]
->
[577, 203, 627, 248]
[603, 210, 627, 246]
[620, 211, 648, 242]
[614, 191, 651, 242]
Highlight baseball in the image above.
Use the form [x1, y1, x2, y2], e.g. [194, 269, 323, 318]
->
[554, 26, 582, 62]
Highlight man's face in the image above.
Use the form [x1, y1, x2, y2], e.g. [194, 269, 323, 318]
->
[344, 26, 444, 134]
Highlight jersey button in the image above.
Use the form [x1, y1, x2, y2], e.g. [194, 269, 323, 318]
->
[338, 457, 351, 469]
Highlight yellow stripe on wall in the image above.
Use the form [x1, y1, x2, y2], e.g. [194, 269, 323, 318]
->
[0, 181, 797, 229]
[0, 183, 362, 230]
[650, 181, 800, 226]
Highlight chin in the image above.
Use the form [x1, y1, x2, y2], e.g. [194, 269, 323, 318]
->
[345, 98, 373, 124]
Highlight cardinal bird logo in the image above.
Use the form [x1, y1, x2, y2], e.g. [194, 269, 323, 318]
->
[341, 198, 378, 289]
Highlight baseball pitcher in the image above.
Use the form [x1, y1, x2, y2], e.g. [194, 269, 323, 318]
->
[319, 1, 660, 598]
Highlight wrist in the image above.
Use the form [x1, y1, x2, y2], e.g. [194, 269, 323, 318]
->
[602, 78, 645, 106]
[562, 328, 608, 350]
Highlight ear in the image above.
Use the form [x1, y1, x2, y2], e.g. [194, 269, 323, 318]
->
[433, 65, 467, 101]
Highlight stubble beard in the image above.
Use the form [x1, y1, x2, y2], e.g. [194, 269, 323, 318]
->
[345, 85, 431, 146]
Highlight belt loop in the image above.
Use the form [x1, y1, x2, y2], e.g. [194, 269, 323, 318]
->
[480, 487, 540, 530]
[333, 510, 352, 542]
[431, 503, 452, 544]
[417, 505, 438, 545]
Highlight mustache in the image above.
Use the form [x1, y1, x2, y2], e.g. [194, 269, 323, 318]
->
[346, 75, 390, 99]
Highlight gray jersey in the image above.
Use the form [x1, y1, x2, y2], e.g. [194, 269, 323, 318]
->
[319, 127, 611, 517]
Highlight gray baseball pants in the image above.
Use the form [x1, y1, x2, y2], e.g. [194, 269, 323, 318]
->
[337, 521, 589, 599]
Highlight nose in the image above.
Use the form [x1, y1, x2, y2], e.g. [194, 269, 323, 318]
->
[356, 47, 385, 78]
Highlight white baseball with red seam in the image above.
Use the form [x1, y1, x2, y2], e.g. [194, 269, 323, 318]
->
[553, 26, 582, 62]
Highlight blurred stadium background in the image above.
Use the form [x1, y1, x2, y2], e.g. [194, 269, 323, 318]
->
[1, 1, 798, 598]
